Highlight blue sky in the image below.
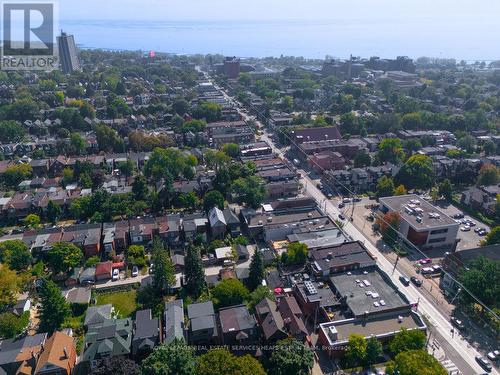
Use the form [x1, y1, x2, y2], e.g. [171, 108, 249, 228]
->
[61, 0, 500, 22]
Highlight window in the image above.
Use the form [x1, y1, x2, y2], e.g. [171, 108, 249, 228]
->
[430, 228, 448, 235]
[428, 237, 446, 244]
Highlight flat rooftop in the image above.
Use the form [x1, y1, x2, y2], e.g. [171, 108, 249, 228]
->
[309, 241, 375, 272]
[295, 281, 338, 308]
[379, 194, 457, 230]
[330, 266, 410, 317]
[320, 310, 425, 345]
[247, 208, 324, 228]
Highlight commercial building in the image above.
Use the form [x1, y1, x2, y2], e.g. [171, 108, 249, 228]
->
[379, 195, 459, 251]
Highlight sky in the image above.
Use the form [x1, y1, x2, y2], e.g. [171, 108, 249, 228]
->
[60, 0, 500, 22]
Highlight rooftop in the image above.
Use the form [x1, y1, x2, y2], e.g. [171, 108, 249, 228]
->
[218, 304, 256, 333]
[379, 194, 457, 230]
[309, 241, 376, 273]
[330, 266, 410, 318]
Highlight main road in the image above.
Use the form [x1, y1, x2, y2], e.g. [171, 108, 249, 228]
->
[203, 68, 495, 375]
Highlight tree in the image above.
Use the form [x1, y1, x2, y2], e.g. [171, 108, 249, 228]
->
[70, 133, 86, 155]
[203, 190, 225, 212]
[484, 226, 500, 246]
[92, 357, 140, 375]
[386, 350, 447, 375]
[211, 279, 249, 308]
[376, 176, 395, 197]
[483, 140, 497, 156]
[248, 285, 274, 313]
[365, 336, 383, 365]
[477, 164, 499, 186]
[354, 151, 371, 167]
[117, 159, 135, 178]
[127, 245, 146, 267]
[394, 184, 407, 195]
[3, 164, 32, 187]
[232, 176, 266, 208]
[0, 311, 29, 338]
[0, 120, 26, 143]
[458, 256, 499, 308]
[396, 154, 434, 190]
[141, 339, 196, 375]
[457, 135, 476, 154]
[0, 239, 31, 271]
[196, 348, 266, 375]
[184, 245, 205, 298]
[222, 143, 240, 158]
[377, 211, 401, 247]
[345, 333, 367, 367]
[178, 192, 198, 209]
[38, 279, 70, 333]
[389, 328, 426, 355]
[47, 242, 83, 274]
[282, 242, 308, 265]
[269, 338, 314, 375]
[144, 147, 197, 182]
[378, 138, 405, 164]
[132, 175, 148, 200]
[95, 124, 125, 152]
[437, 179, 453, 200]
[151, 236, 175, 294]
[0, 264, 22, 309]
[247, 250, 264, 291]
[192, 101, 222, 122]
[46, 200, 61, 224]
[172, 99, 190, 115]
[24, 213, 40, 229]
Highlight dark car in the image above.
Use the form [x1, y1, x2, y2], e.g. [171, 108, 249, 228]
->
[338, 214, 346, 220]
[450, 317, 465, 331]
[411, 276, 422, 287]
[338, 202, 345, 209]
[399, 275, 410, 286]
[476, 356, 492, 372]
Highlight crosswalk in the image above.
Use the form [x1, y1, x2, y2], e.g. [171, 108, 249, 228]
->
[441, 359, 460, 375]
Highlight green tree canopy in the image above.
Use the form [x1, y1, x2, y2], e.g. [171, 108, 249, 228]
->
[484, 226, 500, 246]
[376, 176, 395, 197]
[24, 214, 40, 229]
[345, 333, 367, 367]
[386, 349, 447, 375]
[458, 256, 500, 308]
[184, 245, 205, 298]
[38, 279, 70, 333]
[151, 237, 176, 295]
[141, 339, 196, 375]
[477, 164, 499, 186]
[365, 336, 383, 365]
[0, 239, 31, 271]
[211, 278, 249, 308]
[389, 328, 427, 355]
[0, 311, 29, 339]
[0, 120, 26, 143]
[221, 143, 240, 158]
[247, 250, 264, 291]
[0, 264, 23, 309]
[282, 242, 308, 265]
[144, 147, 197, 182]
[269, 338, 314, 375]
[232, 176, 266, 208]
[378, 138, 405, 164]
[203, 190, 225, 212]
[396, 154, 434, 190]
[47, 242, 83, 274]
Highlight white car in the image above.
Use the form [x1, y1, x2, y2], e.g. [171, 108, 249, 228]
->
[461, 226, 471, 232]
[112, 269, 120, 281]
[131, 266, 139, 277]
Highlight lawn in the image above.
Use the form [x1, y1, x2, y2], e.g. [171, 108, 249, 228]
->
[95, 289, 138, 318]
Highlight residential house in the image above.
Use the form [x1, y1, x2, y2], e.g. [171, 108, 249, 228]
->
[187, 301, 218, 344]
[132, 309, 161, 357]
[95, 262, 112, 281]
[218, 304, 258, 347]
[164, 300, 185, 344]
[461, 184, 500, 216]
[82, 318, 133, 367]
[84, 304, 113, 328]
[34, 331, 76, 375]
[0, 333, 47, 375]
[208, 207, 227, 238]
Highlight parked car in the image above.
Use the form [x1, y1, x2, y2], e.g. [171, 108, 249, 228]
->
[419, 258, 432, 265]
[411, 276, 422, 287]
[476, 356, 492, 372]
[452, 212, 464, 219]
[399, 275, 410, 286]
[338, 214, 346, 220]
[487, 352, 496, 361]
[338, 202, 345, 209]
[461, 226, 471, 232]
[149, 264, 155, 274]
[131, 266, 139, 277]
[342, 197, 351, 203]
[450, 317, 465, 331]
[112, 269, 119, 281]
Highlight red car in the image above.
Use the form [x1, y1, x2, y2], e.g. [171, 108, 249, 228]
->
[419, 258, 432, 265]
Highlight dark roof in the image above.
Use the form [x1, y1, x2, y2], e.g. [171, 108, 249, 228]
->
[292, 126, 342, 142]
[218, 304, 256, 333]
[309, 241, 375, 273]
[84, 304, 112, 326]
[255, 297, 285, 340]
[164, 300, 184, 344]
[236, 244, 249, 257]
[187, 301, 214, 319]
[134, 309, 160, 340]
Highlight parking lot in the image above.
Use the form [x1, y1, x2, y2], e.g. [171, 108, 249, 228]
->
[436, 203, 490, 251]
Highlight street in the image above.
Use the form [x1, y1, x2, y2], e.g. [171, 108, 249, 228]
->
[205, 69, 497, 375]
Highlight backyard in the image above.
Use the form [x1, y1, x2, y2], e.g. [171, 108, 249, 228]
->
[95, 289, 138, 318]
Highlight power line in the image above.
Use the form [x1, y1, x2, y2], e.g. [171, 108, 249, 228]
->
[207, 69, 500, 321]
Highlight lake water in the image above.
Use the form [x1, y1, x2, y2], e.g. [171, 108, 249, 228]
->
[60, 19, 499, 61]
